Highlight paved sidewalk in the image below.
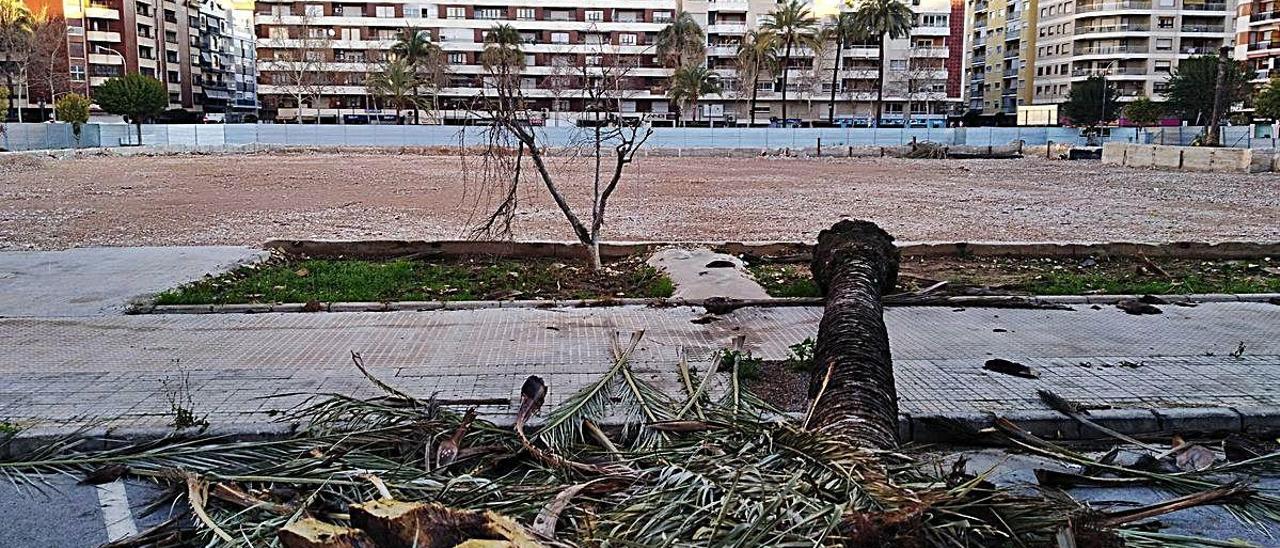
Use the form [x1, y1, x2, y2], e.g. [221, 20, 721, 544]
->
[1, 302, 1276, 433]
[0, 247, 266, 316]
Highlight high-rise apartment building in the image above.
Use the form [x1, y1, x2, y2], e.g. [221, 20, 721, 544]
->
[10, 0, 255, 118]
[966, 0, 1038, 116]
[1237, 0, 1280, 85]
[964, 0, 1234, 119]
[254, 0, 965, 125]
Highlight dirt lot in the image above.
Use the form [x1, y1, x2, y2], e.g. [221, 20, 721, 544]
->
[2, 152, 1277, 249]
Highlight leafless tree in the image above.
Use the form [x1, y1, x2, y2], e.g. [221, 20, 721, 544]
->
[265, 11, 332, 123]
[898, 55, 947, 126]
[464, 36, 653, 270]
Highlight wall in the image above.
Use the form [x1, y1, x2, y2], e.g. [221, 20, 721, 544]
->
[1103, 142, 1278, 173]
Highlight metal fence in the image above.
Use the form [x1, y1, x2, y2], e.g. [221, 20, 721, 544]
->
[3, 122, 1276, 153]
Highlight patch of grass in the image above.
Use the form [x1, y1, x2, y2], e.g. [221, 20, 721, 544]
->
[156, 256, 676, 305]
[0, 421, 18, 434]
[785, 338, 817, 372]
[748, 263, 821, 298]
[717, 348, 763, 382]
[749, 256, 1280, 297]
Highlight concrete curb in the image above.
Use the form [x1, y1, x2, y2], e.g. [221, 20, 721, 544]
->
[262, 238, 1280, 262]
[135, 293, 1280, 315]
[6, 405, 1278, 458]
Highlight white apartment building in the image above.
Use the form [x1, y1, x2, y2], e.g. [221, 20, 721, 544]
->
[254, 0, 965, 125]
[1032, 0, 1234, 104]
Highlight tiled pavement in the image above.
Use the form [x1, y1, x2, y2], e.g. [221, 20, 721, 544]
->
[1, 302, 1277, 430]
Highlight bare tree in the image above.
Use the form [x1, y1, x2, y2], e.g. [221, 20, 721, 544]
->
[265, 11, 332, 123]
[898, 56, 947, 127]
[465, 33, 653, 270]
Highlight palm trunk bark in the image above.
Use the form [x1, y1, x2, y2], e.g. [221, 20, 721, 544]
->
[828, 38, 844, 124]
[807, 219, 901, 450]
[781, 38, 793, 123]
[874, 33, 886, 128]
[749, 57, 761, 126]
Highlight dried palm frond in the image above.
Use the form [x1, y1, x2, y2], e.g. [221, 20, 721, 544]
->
[1, 338, 1277, 547]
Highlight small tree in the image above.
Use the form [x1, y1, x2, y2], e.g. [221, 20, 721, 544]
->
[1166, 55, 1250, 125]
[667, 65, 721, 125]
[1060, 75, 1118, 131]
[1122, 96, 1162, 142]
[1254, 78, 1280, 122]
[366, 56, 418, 124]
[55, 92, 90, 145]
[94, 74, 166, 144]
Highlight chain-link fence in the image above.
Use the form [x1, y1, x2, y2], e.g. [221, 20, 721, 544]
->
[3, 122, 1276, 153]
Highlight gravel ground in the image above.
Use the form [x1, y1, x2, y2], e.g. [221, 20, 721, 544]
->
[2, 152, 1277, 249]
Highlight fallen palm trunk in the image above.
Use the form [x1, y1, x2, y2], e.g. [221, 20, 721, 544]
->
[806, 219, 902, 450]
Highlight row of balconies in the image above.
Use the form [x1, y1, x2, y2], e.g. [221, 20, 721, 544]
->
[1250, 9, 1280, 22]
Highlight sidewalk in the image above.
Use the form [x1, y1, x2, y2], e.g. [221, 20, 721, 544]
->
[2, 302, 1276, 438]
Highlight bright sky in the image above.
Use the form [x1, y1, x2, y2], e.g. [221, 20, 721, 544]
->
[812, 0, 844, 17]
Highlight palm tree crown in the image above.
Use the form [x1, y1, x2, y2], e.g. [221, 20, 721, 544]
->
[481, 23, 524, 71]
[762, 0, 818, 123]
[667, 65, 722, 124]
[389, 28, 443, 124]
[851, 0, 915, 126]
[655, 11, 706, 69]
[365, 56, 419, 124]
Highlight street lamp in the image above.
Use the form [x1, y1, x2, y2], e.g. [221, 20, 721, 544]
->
[94, 44, 127, 72]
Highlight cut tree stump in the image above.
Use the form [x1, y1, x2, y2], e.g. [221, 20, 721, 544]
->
[807, 219, 902, 450]
[349, 499, 543, 548]
[279, 518, 376, 548]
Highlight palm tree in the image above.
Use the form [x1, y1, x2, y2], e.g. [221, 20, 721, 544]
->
[852, 0, 915, 127]
[762, 0, 818, 124]
[655, 11, 705, 69]
[390, 28, 443, 124]
[366, 56, 419, 125]
[667, 64, 722, 126]
[0, 0, 34, 117]
[826, 12, 867, 124]
[736, 29, 778, 126]
[481, 23, 524, 72]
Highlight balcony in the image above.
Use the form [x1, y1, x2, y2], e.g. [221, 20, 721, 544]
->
[1075, 1, 1152, 13]
[1250, 9, 1280, 22]
[84, 6, 120, 19]
[1182, 2, 1227, 11]
[1071, 66, 1148, 77]
[1003, 68, 1020, 77]
[707, 0, 749, 12]
[1180, 23, 1226, 32]
[910, 46, 950, 57]
[86, 30, 122, 42]
[1075, 44, 1149, 55]
[974, 0, 989, 12]
[706, 24, 747, 35]
[1249, 41, 1275, 51]
[1073, 23, 1150, 35]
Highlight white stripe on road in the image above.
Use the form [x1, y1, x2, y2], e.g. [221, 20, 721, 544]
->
[95, 480, 139, 542]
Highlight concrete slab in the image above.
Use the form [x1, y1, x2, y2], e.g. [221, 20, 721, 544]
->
[646, 247, 769, 300]
[0, 302, 1275, 437]
[0, 246, 268, 317]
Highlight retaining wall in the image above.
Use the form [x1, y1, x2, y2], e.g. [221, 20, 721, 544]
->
[1103, 142, 1279, 173]
[263, 239, 1280, 261]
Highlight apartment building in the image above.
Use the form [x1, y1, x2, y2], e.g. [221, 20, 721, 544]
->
[966, 0, 1039, 116]
[198, 0, 260, 120]
[13, 0, 255, 118]
[1237, 0, 1280, 85]
[964, 0, 1234, 118]
[254, 0, 965, 125]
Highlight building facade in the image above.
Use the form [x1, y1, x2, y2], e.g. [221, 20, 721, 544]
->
[964, 0, 1235, 118]
[254, 0, 966, 125]
[1237, 0, 1280, 86]
[12, 0, 255, 118]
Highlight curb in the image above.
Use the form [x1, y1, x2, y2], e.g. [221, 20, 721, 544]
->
[133, 293, 1280, 315]
[6, 406, 1278, 459]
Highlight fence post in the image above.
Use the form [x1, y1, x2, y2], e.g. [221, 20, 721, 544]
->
[817, 136, 821, 156]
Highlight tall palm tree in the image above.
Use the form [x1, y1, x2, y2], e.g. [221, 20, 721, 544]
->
[667, 64, 721, 126]
[826, 12, 867, 124]
[852, 0, 915, 127]
[366, 56, 419, 125]
[0, 0, 34, 116]
[736, 29, 778, 126]
[655, 11, 706, 69]
[762, 0, 818, 124]
[390, 28, 443, 124]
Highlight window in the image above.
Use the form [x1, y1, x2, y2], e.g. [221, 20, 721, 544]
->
[307, 27, 329, 38]
[167, 70, 180, 83]
[890, 59, 907, 70]
[446, 6, 465, 19]
[268, 26, 288, 39]
[1158, 16, 1174, 29]
[619, 33, 637, 45]
[448, 52, 466, 64]
[585, 55, 601, 66]
[166, 50, 178, 62]
[551, 32, 569, 44]
[340, 28, 359, 40]
[1155, 60, 1172, 72]
[69, 43, 85, 58]
[139, 45, 154, 60]
[375, 6, 394, 17]
[476, 8, 501, 19]
[516, 7, 534, 20]
[585, 10, 602, 21]
[1156, 38, 1172, 51]
[70, 64, 86, 81]
[303, 4, 323, 16]
[654, 11, 672, 23]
